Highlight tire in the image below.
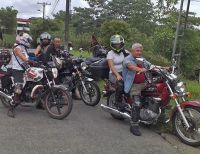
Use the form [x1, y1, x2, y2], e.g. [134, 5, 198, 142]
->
[172, 106, 200, 147]
[0, 97, 10, 108]
[79, 81, 101, 106]
[107, 92, 125, 120]
[44, 88, 73, 120]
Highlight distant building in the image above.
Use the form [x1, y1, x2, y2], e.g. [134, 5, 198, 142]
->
[16, 18, 31, 34]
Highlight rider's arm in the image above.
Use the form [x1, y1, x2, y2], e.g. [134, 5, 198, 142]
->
[34, 45, 41, 56]
[14, 48, 28, 62]
[127, 63, 144, 72]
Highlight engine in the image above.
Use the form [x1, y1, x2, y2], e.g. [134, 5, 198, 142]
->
[140, 97, 161, 121]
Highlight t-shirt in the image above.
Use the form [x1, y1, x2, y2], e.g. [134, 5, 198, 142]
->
[107, 50, 124, 73]
[12, 45, 29, 70]
[134, 64, 146, 84]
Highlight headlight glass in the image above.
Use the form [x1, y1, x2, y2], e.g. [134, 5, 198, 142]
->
[52, 68, 58, 78]
[81, 62, 87, 70]
[167, 73, 177, 81]
[175, 81, 186, 93]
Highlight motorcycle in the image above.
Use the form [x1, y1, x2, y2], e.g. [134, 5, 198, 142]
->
[0, 62, 73, 120]
[101, 58, 200, 147]
[56, 52, 101, 106]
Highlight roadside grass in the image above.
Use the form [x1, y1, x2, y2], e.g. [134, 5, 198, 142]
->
[70, 50, 92, 58]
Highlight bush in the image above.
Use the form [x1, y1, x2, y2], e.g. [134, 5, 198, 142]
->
[0, 34, 15, 48]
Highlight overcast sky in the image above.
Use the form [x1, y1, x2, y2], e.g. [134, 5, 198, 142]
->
[0, 0, 199, 18]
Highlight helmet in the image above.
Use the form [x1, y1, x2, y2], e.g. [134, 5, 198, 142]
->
[40, 32, 51, 46]
[0, 49, 11, 67]
[110, 35, 124, 53]
[16, 33, 33, 48]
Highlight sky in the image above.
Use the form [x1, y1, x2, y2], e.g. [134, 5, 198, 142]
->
[0, 0, 199, 18]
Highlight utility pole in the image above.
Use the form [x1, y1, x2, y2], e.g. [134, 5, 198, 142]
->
[37, 2, 51, 29]
[64, 0, 71, 51]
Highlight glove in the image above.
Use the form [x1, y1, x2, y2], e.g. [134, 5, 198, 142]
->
[27, 60, 38, 67]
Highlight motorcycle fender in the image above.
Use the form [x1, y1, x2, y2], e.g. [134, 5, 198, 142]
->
[31, 85, 44, 98]
[171, 100, 200, 119]
[85, 77, 93, 82]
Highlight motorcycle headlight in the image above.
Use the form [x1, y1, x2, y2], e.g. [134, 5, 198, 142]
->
[175, 81, 186, 93]
[52, 68, 58, 78]
[168, 73, 177, 81]
[81, 62, 87, 70]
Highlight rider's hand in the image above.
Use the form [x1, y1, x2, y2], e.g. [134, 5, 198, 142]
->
[27, 60, 38, 67]
[138, 68, 147, 74]
[116, 74, 123, 81]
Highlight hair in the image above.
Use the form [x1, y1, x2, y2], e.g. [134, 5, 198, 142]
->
[52, 36, 61, 41]
[131, 43, 143, 50]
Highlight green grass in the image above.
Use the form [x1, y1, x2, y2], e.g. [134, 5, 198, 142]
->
[70, 50, 92, 58]
[184, 79, 200, 100]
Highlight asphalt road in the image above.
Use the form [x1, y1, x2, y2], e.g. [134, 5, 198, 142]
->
[0, 99, 180, 154]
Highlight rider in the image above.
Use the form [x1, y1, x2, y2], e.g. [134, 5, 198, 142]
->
[43, 36, 62, 63]
[34, 32, 51, 62]
[107, 35, 129, 110]
[123, 43, 169, 136]
[123, 43, 147, 136]
[11, 33, 33, 106]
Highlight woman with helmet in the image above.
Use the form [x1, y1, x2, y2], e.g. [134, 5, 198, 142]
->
[10, 33, 33, 111]
[107, 34, 129, 110]
[34, 32, 51, 62]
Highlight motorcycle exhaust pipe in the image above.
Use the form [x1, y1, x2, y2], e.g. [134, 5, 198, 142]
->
[0, 91, 13, 101]
[100, 104, 131, 119]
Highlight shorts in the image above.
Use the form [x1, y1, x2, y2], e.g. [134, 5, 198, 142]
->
[12, 69, 24, 83]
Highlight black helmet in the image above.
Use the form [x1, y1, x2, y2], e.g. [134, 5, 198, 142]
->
[40, 32, 51, 46]
[110, 35, 125, 53]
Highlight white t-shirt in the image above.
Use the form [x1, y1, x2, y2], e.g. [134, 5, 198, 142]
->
[107, 50, 124, 73]
[12, 45, 29, 70]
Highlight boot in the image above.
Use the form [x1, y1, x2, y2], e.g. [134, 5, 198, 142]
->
[130, 104, 142, 136]
[130, 124, 141, 136]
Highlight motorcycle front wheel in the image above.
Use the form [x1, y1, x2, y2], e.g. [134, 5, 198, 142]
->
[173, 106, 200, 147]
[44, 87, 73, 120]
[79, 81, 101, 106]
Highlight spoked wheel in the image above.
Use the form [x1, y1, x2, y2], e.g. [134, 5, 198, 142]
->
[173, 106, 200, 147]
[107, 92, 125, 120]
[45, 88, 73, 120]
[79, 81, 101, 106]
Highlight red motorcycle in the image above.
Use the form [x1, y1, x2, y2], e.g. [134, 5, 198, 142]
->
[101, 58, 200, 147]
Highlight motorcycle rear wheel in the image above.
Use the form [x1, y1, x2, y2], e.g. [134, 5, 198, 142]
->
[173, 106, 200, 147]
[44, 88, 73, 120]
[107, 92, 125, 120]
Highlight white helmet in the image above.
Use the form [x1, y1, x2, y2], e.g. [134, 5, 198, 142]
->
[16, 33, 33, 48]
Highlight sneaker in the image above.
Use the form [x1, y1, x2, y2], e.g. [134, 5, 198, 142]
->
[130, 125, 142, 136]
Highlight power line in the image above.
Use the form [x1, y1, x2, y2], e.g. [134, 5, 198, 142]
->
[51, 0, 60, 16]
[48, 0, 58, 17]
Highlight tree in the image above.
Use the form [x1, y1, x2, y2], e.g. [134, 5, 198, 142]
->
[0, 7, 18, 34]
[100, 20, 131, 47]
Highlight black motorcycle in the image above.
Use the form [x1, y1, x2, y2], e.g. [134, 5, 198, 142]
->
[57, 54, 101, 106]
